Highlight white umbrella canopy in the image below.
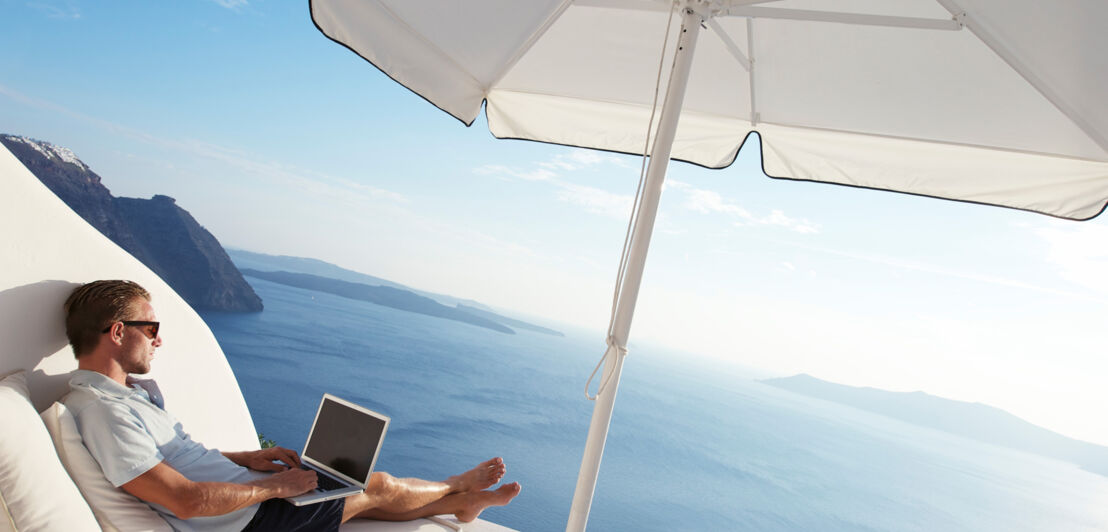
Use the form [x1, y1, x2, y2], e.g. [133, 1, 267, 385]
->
[312, 0, 1108, 219]
[310, 1, 1108, 530]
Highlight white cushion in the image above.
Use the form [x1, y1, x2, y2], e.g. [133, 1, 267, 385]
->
[41, 401, 173, 532]
[0, 371, 98, 531]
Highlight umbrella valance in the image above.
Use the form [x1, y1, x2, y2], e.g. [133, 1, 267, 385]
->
[313, 0, 1108, 220]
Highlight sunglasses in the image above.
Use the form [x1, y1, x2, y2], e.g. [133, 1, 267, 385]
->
[102, 321, 160, 339]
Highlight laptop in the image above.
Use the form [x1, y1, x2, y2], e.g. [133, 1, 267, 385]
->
[285, 393, 391, 506]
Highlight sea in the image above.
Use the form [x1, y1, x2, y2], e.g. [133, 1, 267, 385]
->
[200, 278, 1108, 531]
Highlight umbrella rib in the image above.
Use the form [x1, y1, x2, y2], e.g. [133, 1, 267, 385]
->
[707, 14, 757, 125]
[706, 19, 750, 71]
[575, 0, 779, 12]
[487, 0, 575, 93]
[721, 7, 961, 31]
[490, 87, 733, 115]
[572, 0, 675, 12]
[747, 18, 758, 126]
[934, 0, 1108, 156]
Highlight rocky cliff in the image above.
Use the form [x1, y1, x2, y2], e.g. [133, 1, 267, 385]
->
[2, 134, 262, 312]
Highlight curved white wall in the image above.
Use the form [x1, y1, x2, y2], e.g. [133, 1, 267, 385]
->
[0, 144, 258, 452]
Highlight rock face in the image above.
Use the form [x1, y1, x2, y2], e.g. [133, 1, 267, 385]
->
[2, 134, 263, 312]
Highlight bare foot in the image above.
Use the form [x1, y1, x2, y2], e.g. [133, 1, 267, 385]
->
[447, 457, 506, 493]
[455, 483, 521, 523]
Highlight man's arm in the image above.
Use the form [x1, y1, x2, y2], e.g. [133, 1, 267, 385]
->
[121, 461, 317, 520]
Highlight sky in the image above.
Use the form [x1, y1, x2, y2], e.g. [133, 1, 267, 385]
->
[3, 1, 1108, 446]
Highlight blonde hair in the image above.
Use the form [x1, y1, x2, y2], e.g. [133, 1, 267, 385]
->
[64, 280, 150, 357]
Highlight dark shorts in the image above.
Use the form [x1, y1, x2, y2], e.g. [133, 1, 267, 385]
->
[241, 497, 345, 532]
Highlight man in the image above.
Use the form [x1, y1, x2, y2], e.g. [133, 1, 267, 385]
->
[62, 280, 520, 531]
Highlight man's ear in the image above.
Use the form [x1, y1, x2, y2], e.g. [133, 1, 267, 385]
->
[109, 322, 125, 344]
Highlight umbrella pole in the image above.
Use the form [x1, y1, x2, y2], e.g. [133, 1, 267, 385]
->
[567, 6, 704, 531]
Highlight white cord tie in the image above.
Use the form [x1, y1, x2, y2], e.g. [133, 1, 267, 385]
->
[584, 336, 629, 401]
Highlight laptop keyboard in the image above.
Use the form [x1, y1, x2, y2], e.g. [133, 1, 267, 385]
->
[303, 466, 350, 492]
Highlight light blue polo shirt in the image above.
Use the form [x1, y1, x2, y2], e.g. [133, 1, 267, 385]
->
[64, 370, 265, 531]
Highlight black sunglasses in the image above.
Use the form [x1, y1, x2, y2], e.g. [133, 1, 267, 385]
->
[102, 321, 160, 339]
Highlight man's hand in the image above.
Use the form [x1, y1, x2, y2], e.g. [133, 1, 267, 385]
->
[223, 447, 302, 472]
[249, 468, 318, 498]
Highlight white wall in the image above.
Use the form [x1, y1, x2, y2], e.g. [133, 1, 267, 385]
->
[0, 144, 258, 452]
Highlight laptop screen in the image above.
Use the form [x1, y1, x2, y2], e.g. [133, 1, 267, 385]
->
[303, 396, 388, 483]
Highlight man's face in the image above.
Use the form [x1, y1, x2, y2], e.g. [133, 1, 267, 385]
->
[117, 298, 162, 375]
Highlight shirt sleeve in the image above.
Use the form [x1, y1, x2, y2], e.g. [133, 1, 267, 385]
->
[75, 401, 165, 487]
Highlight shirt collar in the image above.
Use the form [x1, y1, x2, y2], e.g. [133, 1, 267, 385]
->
[70, 369, 141, 400]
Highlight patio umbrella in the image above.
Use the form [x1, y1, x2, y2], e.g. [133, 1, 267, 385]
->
[309, 1, 1108, 529]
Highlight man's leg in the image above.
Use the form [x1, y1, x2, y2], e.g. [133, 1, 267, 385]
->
[341, 457, 509, 522]
[356, 483, 521, 523]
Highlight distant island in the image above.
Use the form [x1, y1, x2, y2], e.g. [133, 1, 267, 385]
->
[2, 134, 261, 312]
[240, 268, 562, 337]
[227, 248, 495, 312]
[763, 373, 1108, 478]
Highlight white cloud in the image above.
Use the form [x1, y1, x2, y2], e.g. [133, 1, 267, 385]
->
[539, 149, 632, 172]
[473, 164, 557, 181]
[479, 148, 631, 181]
[473, 149, 636, 218]
[665, 179, 690, 190]
[683, 187, 752, 217]
[0, 84, 406, 208]
[0, 83, 80, 115]
[435, 222, 540, 259]
[335, 178, 409, 204]
[783, 240, 1108, 303]
[209, 0, 248, 9]
[556, 182, 633, 218]
[475, 160, 819, 232]
[155, 137, 410, 208]
[762, 209, 820, 234]
[668, 179, 820, 234]
[1034, 220, 1108, 295]
[26, 2, 81, 19]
